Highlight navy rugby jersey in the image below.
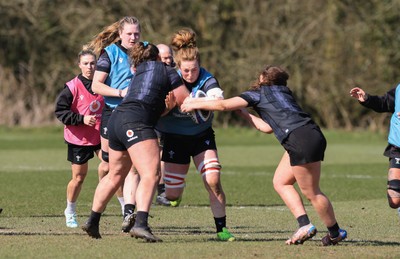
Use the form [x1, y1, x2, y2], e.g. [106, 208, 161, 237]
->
[116, 61, 183, 125]
[239, 85, 313, 143]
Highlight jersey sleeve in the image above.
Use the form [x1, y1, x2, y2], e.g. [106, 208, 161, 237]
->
[239, 90, 260, 107]
[203, 78, 224, 99]
[54, 85, 84, 125]
[96, 51, 111, 73]
[361, 87, 395, 113]
[167, 67, 184, 90]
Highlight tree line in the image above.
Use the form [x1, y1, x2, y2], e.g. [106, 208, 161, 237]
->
[1, 0, 399, 132]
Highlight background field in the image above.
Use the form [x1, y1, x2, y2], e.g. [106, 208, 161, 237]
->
[0, 127, 399, 258]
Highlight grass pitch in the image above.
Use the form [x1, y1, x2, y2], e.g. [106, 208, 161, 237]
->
[0, 127, 399, 258]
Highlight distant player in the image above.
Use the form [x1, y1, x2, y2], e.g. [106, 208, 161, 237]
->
[154, 43, 176, 206]
[157, 43, 175, 67]
[55, 49, 104, 228]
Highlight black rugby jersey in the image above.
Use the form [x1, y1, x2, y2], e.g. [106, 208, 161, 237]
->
[239, 85, 313, 143]
[116, 61, 183, 125]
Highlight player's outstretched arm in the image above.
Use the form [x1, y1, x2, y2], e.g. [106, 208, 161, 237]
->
[349, 87, 367, 102]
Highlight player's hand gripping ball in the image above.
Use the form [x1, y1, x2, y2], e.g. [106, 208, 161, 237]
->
[188, 90, 211, 124]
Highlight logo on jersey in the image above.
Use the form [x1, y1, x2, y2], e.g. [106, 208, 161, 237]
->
[395, 158, 400, 164]
[119, 57, 123, 63]
[126, 129, 138, 142]
[205, 140, 210, 145]
[168, 150, 175, 159]
[79, 94, 84, 100]
[89, 100, 101, 113]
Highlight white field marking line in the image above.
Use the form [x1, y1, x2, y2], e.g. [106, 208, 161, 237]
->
[221, 171, 385, 179]
[327, 174, 386, 179]
[222, 171, 274, 176]
[232, 206, 288, 211]
[0, 165, 69, 171]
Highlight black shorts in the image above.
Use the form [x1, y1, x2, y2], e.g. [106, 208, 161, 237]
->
[155, 129, 165, 148]
[100, 105, 113, 139]
[384, 144, 400, 168]
[108, 110, 157, 151]
[67, 143, 101, 165]
[161, 127, 217, 164]
[282, 123, 326, 166]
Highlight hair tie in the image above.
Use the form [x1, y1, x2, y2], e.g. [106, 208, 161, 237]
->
[143, 41, 148, 47]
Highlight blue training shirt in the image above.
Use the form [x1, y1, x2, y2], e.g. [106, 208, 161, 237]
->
[102, 43, 133, 108]
[156, 67, 219, 135]
[389, 84, 400, 147]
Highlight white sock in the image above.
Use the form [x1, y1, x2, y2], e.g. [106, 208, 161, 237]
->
[65, 201, 76, 214]
[117, 196, 125, 215]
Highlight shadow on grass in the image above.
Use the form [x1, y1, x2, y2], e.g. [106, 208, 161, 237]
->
[1, 228, 400, 247]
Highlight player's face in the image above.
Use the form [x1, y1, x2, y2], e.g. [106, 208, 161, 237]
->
[120, 24, 141, 49]
[79, 54, 96, 80]
[159, 51, 173, 66]
[180, 60, 200, 83]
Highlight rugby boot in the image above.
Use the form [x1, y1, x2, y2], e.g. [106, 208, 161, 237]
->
[130, 226, 162, 242]
[321, 229, 347, 246]
[82, 221, 102, 239]
[121, 212, 136, 233]
[217, 227, 236, 241]
[286, 223, 317, 245]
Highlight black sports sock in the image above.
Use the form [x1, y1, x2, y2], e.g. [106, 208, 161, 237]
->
[124, 204, 135, 217]
[135, 211, 149, 228]
[214, 216, 226, 233]
[89, 210, 101, 225]
[327, 223, 340, 238]
[297, 214, 311, 228]
[157, 184, 165, 195]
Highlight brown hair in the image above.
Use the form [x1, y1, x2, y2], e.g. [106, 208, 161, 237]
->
[128, 41, 159, 68]
[86, 16, 140, 56]
[170, 28, 200, 67]
[250, 65, 289, 90]
[77, 47, 96, 64]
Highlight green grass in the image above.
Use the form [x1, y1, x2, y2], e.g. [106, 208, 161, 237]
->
[0, 126, 399, 258]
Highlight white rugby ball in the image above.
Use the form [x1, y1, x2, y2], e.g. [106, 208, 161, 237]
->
[189, 90, 211, 124]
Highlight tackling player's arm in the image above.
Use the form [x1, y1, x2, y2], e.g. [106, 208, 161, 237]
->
[236, 108, 273, 134]
[182, 96, 247, 112]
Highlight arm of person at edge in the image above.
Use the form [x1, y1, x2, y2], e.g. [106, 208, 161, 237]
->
[181, 95, 273, 134]
[349, 86, 395, 113]
[92, 71, 128, 98]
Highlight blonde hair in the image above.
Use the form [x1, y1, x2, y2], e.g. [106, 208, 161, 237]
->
[86, 16, 140, 56]
[170, 28, 200, 67]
